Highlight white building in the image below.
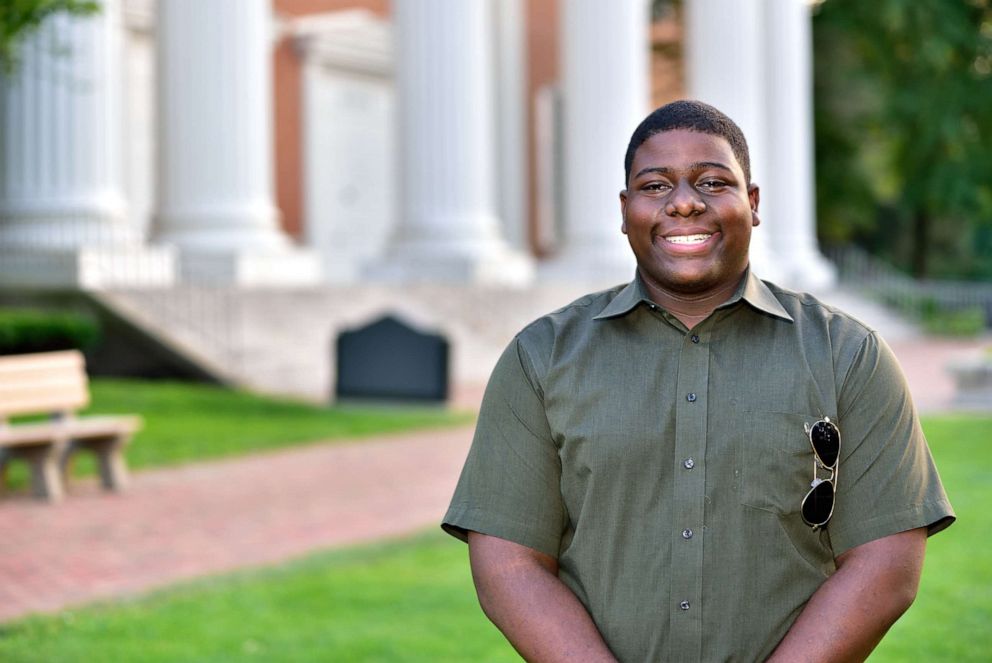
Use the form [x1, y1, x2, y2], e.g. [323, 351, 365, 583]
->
[0, 0, 835, 400]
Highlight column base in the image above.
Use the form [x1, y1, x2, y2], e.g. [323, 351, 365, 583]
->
[540, 242, 637, 288]
[0, 247, 176, 289]
[781, 250, 837, 292]
[178, 248, 322, 287]
[745, 240, 788, 286]
[369, 242, 534, 287]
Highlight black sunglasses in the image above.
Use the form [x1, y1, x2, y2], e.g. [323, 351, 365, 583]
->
[801, 417, 841, 530]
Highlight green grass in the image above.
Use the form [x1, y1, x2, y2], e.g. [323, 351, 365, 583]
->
[0, 532, 516, 663]
[4, 378, 473, 487]
[869, 414, 992, 661]
[86, 379, 474, 469]
[0, 415, 987, 661]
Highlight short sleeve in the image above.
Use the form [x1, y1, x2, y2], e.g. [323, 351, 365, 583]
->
[828, 332, 955, 555]
[441, 336, 566, 557]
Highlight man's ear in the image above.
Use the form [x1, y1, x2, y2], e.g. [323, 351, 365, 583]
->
[748, 183, 760, 227]
[620, 190, 628, 234]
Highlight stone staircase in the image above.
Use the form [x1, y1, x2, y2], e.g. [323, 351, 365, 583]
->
[97, 283, 594, 402]
[95, 282, 923, 403]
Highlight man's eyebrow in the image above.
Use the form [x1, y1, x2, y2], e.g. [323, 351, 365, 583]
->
[633, 161, 734, 180]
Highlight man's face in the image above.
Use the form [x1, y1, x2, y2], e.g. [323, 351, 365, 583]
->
[620, 129, 759, 297]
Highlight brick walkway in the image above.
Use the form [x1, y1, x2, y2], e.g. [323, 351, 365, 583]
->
[0, 426, 473, 623]
[0, 335, 986, 624]
[888, 335, 989, 413]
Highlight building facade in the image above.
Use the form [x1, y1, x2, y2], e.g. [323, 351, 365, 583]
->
[0, 0, 833, 290]
[0, 0, 836, 400]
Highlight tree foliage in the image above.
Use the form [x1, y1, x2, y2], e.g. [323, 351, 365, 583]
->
[0, 0, 99, 73]
[813, 0, 992, 279]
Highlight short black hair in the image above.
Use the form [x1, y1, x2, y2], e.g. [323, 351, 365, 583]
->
[624, 99, 751, 186]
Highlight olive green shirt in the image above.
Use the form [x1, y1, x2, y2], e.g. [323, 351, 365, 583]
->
[442, 270, 954, 663]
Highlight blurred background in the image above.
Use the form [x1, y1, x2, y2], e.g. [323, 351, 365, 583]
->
[0, 0, 990, 661]
[0, 0, 990, 403]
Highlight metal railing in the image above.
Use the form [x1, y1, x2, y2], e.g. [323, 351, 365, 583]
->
[826, 245, 992, 333]
[0, 247, 246, 379]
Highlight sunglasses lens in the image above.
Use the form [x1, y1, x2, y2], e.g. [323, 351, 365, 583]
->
[810, 421, 840, 467]
[802, 480, 834, 527]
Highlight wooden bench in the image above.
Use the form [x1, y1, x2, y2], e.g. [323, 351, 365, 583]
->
[0, 350, 141, 502]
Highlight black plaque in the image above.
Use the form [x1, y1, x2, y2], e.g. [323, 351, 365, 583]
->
[335, 314, 449, 402]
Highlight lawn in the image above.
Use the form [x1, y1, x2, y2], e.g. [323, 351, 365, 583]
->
[4, 378, 473, 488]
[0, 414, 987, 661]
[869, 414, 992, 662]
[0, 532, 515, 663]
[87, 379, 474, 469]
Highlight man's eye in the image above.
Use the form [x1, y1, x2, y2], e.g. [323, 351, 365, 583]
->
[699, 180, 726, 190]
[643, 182, 668, 191]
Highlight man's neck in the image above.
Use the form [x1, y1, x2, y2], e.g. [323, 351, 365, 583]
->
[641, 271, 746, 330]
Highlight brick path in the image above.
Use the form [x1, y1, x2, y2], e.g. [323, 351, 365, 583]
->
[0, 335, 986, 624]
[888, 335, 989, 413]
[0, 426, 473, 623]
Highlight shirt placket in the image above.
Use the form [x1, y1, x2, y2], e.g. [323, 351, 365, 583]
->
[668, 321, 710, 662]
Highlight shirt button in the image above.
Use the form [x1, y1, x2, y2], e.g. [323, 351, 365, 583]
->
[683, 458, 695, 470]
[691, 334, 700, 343]
[682, 528, 693, 539]
[680, 600, 691, 611]
[686, 393, 697, 403]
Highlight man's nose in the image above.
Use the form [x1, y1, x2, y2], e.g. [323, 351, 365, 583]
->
[665, 182, 706, 217]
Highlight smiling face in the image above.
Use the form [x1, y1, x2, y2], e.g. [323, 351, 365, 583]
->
[620, 129, 760, 299]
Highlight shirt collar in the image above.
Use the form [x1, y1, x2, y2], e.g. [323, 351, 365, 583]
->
[593, 273, 653, 320]
[593, 268, 793, 323]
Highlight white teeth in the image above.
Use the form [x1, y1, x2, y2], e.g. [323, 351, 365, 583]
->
[665, 233, 711, 245]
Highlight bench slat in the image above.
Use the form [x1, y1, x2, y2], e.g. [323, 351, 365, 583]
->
[0, 416, 141, 446]
[0, 350, 83, 373]
[0, 384, 90, 417]
[0, 351, 91, 416]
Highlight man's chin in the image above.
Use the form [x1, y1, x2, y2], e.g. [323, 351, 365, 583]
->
[638, 264, 720, 295]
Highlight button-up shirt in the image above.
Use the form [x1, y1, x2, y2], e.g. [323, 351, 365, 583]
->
[443, 270, 954, 662]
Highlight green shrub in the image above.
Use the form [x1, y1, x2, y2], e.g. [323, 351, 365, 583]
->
[874, 293, 987, 337]
[0, 308, 100, 355]
[920, 304, 987, 337]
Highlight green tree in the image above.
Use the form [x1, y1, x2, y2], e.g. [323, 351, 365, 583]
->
[813, 0, 992, 279]
[0, 0, 99, 73]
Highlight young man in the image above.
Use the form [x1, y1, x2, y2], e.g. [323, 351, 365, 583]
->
[442, 100, 954, 662]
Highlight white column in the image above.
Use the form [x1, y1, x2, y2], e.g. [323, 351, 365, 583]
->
[493, 0, 529, 252]
[762, 0, 835, 290]
[684, 0, 784, 284]
[153, 0, 319, 285]
[376, 0, 532, 286]
[0, 0, 172, 287]
[541, 0, 648, 286]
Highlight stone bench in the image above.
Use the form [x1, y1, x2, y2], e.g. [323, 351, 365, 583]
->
[948, 356, 992, 410]
[0, 350, 141, 502]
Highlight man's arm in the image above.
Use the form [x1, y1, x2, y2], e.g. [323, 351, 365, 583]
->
[468, 531, 617, 663]
[767, 527, 927, 663]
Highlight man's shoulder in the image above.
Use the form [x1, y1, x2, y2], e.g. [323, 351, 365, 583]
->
[515, 283, 627, 351]
[760, 279, 876, 340]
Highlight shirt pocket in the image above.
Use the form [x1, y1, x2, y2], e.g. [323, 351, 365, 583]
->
[737, 410, 818, 515]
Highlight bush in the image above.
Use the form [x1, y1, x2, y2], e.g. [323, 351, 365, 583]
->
[921, 305, 987, 337]
[875, 293, 988, 338]
[0, 308, 100, 355]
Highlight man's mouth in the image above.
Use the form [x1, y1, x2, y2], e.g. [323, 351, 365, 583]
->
[664, 233, 712, 245]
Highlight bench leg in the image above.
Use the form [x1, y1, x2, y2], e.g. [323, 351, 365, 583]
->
[0, 451, 8, 490]
[96, 437, 129, 491]
[67, 437, 130, 492]
[20, 446, 64, 502]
